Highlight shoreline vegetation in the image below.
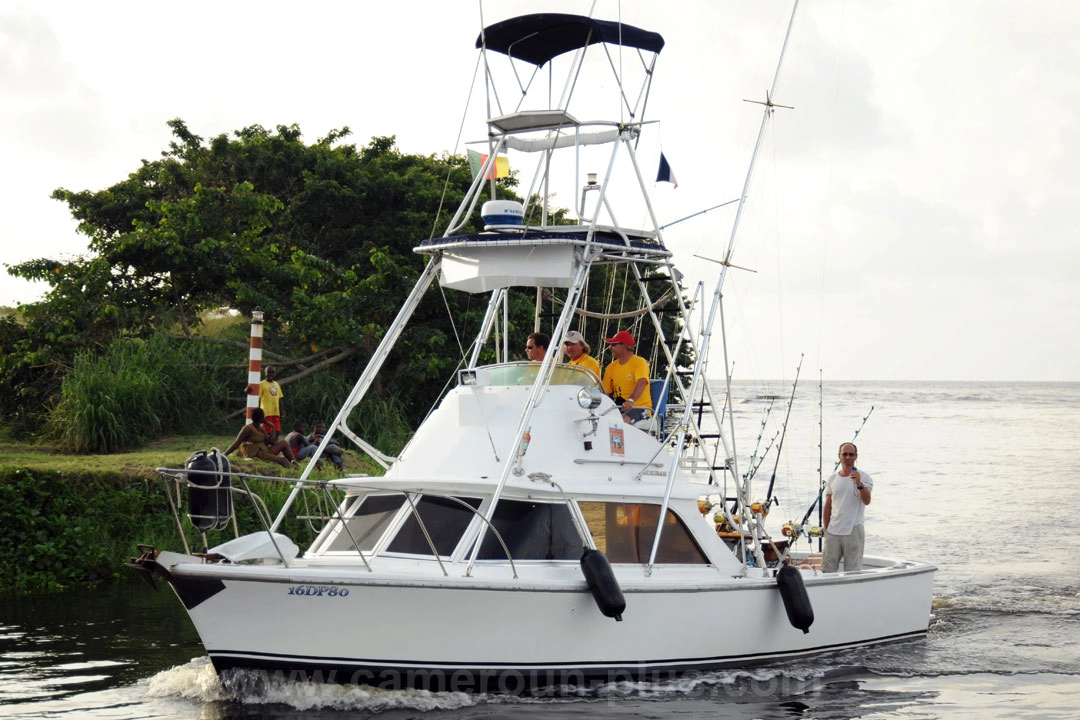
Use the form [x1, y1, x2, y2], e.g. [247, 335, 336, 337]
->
[0, 435, 374, 594]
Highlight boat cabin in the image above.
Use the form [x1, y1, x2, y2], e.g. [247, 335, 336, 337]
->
[308, 490, 711, 567]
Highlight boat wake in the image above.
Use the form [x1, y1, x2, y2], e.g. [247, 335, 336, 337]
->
[933, 579, 1080, 617]
[140, 657, 830, 711]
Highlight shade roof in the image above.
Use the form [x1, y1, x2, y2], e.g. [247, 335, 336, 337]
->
[476, 13, 665, 66]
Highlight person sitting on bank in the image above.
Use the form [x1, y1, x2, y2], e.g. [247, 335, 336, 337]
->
[224, 408, 298, 469]
[562, 330, 601, 380]
[309, 421, 345, 469]
[525, 331, 550, 362]
[822, 442, 873, 572]
[285, 421, 319, 463]
[602, 330, 652, 424]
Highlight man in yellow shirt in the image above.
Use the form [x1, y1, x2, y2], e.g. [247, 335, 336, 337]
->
[258, 366, 285, 432]
[562, 330, 601, 380]
[602, 330, 652, 423]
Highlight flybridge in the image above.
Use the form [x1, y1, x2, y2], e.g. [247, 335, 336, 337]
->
[443, 12, 671, 261]
[415, 227, 670, 293]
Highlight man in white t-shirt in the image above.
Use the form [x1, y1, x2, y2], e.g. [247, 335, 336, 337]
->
[822, 442, 873, 572]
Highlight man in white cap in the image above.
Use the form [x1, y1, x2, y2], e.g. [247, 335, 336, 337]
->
[562, 330, 601, 380]
[602, 330, 652, 423]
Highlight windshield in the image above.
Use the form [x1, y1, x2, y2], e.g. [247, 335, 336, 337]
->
[468, 362, 600, 388]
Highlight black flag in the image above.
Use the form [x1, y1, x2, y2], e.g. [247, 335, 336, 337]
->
[656, 153, 678, 187]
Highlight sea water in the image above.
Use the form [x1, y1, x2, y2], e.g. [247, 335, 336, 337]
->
[2, 381, 1078, 719]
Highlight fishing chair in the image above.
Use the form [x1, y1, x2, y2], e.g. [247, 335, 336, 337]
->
[633, 378, 670, 440]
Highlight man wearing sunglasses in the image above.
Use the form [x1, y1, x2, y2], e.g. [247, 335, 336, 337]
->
[525, 332, 550, 361]
[822, 442, 873, 572]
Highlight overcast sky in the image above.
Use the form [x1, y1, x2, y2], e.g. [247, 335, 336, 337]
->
[1, 1, 1077, 383]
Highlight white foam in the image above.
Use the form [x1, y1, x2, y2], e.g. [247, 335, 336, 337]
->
[138, 658, 828, 711]
[141, 657, 228, 702]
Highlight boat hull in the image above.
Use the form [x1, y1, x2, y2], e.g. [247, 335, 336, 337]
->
[154, 555, 935, 692]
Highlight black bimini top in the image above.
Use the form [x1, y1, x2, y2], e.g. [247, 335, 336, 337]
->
[477, 13, 665, 67]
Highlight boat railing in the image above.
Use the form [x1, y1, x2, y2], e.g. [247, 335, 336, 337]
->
[156, 465, 324, 558]
[154, 466, 524, 576]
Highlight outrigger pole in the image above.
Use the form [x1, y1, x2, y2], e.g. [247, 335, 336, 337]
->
[647, 0, 801, 573]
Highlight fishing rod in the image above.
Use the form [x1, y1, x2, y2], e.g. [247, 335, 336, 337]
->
[743, 400, 776, 482]
[764, 354, 803, 504]
[799, 404, 875, 529]
[746, 429, 780, 484]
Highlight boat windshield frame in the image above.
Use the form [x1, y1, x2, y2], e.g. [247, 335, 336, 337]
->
[460, 361, 601, 389]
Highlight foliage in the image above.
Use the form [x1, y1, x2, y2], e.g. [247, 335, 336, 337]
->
[0, 469, 171, 593]
[1, 117, 688, 446]
[3, 121, 523, 435]
[0, 444, 387, 593]
[0, 467, 334, 593]
[348, 394, 414, 457]
[51, 333, 232, 453]
[0, 314, 54, 435]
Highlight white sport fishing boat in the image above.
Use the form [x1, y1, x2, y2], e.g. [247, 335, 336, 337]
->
[131, 9, 935, 692]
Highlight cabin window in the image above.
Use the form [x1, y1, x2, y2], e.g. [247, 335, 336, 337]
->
[578, 502, 709, 564]
[324, 494, 405, 553]
[475, 500, 582, 560]
[386, 495, 482, 557]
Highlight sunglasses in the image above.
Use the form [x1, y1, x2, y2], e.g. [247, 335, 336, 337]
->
[840, 452, 857, 457]
[526, 345, 537, 350]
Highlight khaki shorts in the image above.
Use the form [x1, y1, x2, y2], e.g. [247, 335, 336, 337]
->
[821, 524, 865, 572]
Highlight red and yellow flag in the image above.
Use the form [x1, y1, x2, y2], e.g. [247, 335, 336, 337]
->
[468, 149, 510, 179]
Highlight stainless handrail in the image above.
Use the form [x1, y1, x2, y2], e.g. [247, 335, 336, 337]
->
[157, 468, 522, 577]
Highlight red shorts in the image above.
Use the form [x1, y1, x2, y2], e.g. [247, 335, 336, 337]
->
[264, 415, 282, 432]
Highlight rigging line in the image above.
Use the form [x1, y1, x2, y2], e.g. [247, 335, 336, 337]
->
[618, 0, 623, 125]
[721, 1, 799, 270]
[431, 48, 485, 242]
[769, 133, 788, 375]
[670, 3, 801, 531]
[697, 359, 730, 492]
[817, 369, 823, 551]
[816, 1, 846, 381]
[541, 287, 675, 319]
[600, 264, 617, 360]
[437, 279, 467, 360]
[765, 354, 803, 504]
[660, 198, 740, 230]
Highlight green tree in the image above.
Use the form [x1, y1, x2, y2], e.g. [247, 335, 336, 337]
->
[3, 120, 524, 436]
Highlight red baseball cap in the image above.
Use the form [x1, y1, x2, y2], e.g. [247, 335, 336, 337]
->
[604, 330, 635, 347]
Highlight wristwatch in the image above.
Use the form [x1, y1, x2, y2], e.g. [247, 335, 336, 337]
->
[856, 485, 865, 490]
